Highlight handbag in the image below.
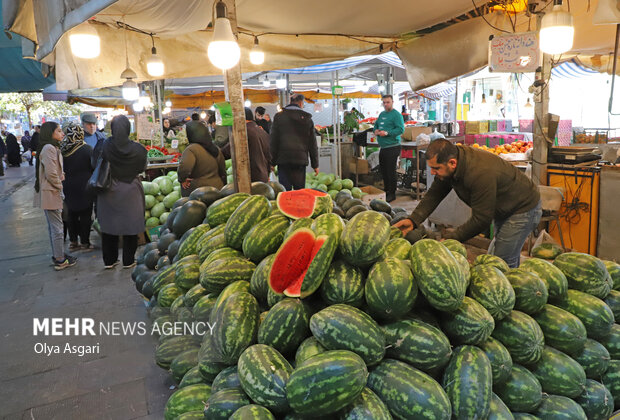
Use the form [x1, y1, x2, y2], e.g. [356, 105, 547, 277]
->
[87, 155, 111, 194]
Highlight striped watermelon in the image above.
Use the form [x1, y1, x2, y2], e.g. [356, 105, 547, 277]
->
[478, 337, 513, 385]
[555, 289, 615, 340]
[367, 358, 451, 420]
[575, 379, 614, 420]
[531, 242, 563, 259]
[285, 217, 313, 238]
[530, 346, 586, 398]
[389, 225, 403, 239]
[179, 366, 204, 389]
[257, 298, 309, 356]
[311, 213, 345, 239]
[294, 336, 326, 367]
[602, 360, 620, 409]
[198, 233, 227, 262]
[599, 323, 620, 359]
[440, 296, 495, 345]
[554, 252, 612, 299]
[242, 215, 289, 262]
[488, 392, 513, 420]
[211, 291, 259, 365]
[381, 238, 412, 260]
[519, 257, 568, 302]
[276, 189, 332, 219]
[573, 338, 611, 379]
[158, 283, 185, 307]
[410, 239, 467, 311]
[230, 405, 275, 419]
[533, 304, 587, 355]
[197, 333, 227, 382]
[473, 254, 509, 273]
[512, 414, 538, 419]
[268, 229, 337, 298]
[207, 193, 250, 227]
[204, 247, 243, 268]
[155, 335, 200, 370]
[199, 256, 256, 294]
[320, 259, 365, 307]
[175, 260, 200, 290]
[197, 224, 226, 255]
[604, 289, 620, 319]
[151, 264, 177, 295]
[494, 364, 542, 412]
[365, 258, 417, 320]
[184, 284, 208, 307]
[210, 280, 251, 318]
[237, 344, 292, 413]
[533, 395, 587, 420]
[164, 384, 212, 420]
[338, 387, 392, 420]
[453, 252, 471, 286]
[505, 269, 548, 314]
[469, 265, 515, 320]
[211, 366, 241, 393]
[339, 211, 391, 268]
[605, 260, 620, 290]
[204, 388, 251, 420]
[267, 288, 285, 308]
[170, 348, 199, 383]
[249, 254, 275, 304]
[192, 293, 217, 321]
[442, 345, 493, 420]
[310, 304, 385, 366]
[286, 350, 367, 416]
[443, 239, 467, 257]
[177, 224, 211, 259]
[382, 318, 452, 372]
[225, 195, 271, 250]
[492, 310, 545, 365]
[174, 411, 203, 420]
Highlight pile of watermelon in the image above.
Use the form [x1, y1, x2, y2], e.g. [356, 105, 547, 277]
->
[130, 184, 620, 420]
[305, 171, 364, 200]
[143, 171, 182, 228]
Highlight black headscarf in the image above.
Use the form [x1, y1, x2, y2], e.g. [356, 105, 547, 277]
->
[35, 122, 61, 192]
[186, 121, 219, 158]
[103, 115, 147, 183]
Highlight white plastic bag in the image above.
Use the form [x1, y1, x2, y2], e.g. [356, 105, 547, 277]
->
[532, 229, 560, 250]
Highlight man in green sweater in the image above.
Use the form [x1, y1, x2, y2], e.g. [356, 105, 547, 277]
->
[374, 95, 405, 202]
[395, 139, 542, 268]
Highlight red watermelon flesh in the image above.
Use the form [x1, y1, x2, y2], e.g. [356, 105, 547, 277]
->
[269, 228, 327, 297]
[276, 189, 328, 219]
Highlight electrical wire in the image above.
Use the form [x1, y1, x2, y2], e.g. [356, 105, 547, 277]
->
[471, 0, 512, 33]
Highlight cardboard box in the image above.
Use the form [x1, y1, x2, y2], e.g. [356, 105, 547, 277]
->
[465, 120, 489, 134]
[360, 185, 386, 204]
[402, 126, 432, 141]
[349, 157, 369, 174]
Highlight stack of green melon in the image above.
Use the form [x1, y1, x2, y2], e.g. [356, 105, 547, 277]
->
[305, 171, 363, 199]
[131, 188, 620, 420]
[143, 170, 181, 228]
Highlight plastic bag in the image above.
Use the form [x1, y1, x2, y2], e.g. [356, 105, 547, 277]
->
[416, 133, 431, 146]
[532, 229, 560, 250]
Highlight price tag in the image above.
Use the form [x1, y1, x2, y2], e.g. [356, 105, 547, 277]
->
[171, 139, 179, 149]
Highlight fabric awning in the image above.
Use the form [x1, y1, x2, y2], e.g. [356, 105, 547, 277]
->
[416, 82, 457, 99]
[551, 59, 600, 79]
[274, 52, 404, 75]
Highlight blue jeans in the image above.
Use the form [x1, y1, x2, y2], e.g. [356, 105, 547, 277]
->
[44, 209, 65, 261]
[488, 201, 542, 268]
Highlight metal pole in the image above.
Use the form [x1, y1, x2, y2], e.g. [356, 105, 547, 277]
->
[532, 14, 551, 186]
[453, 77, 459, 123]
[156, 80, 164, 148]
[608, 24, 620, 114]
[335, 71, 341, 179]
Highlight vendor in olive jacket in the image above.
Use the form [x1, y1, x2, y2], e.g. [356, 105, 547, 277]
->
[270, 94, 319, 190]
[395, 139, 541, 268]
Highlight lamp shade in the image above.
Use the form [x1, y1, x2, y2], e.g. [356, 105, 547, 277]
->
[249, 42, 265, 65]
[69, 22, 100, 59]
[539, 4, 574, 55]
[122, 80, 140, 101]
[208, 17, 241, 70]
[146, 48, 164, 77]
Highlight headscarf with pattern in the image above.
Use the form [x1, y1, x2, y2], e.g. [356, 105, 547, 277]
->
[60, 122, 85, 157]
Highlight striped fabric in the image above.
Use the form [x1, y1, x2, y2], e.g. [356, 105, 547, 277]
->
[416, 82, 456, 99]
[275, 52, 404, 74]
[551, 59, 599, 79]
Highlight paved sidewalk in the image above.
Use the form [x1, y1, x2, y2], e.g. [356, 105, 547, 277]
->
[0, 166, 172, 419]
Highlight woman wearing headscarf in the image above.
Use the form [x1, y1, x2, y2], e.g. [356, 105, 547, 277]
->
[177, 120, 227, 197]
[60, 122, 94, 251]
[94, 115, 147, 269]
[34, 122, 77, 270]
[6, 132, 21, 167]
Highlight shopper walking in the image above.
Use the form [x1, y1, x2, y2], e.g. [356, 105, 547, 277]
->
[244, 107, 271, 183]
[270, 94, 319, 190]
[21, 130, 33, 166]
[5, 132, 22, 167]
[374, 95, 405, 202]
[30, 125, 40, 157]
[94, 115, 147, 269]
[82, 112, 105, 149]
[34, 122, 77, 270]
[178, 120, 226, 196]
[60, 122, 94, 251]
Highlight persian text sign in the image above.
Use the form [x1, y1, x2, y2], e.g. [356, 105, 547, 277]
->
[489, 31, 540, 73]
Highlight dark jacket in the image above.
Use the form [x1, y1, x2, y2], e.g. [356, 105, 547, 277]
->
[270, 104, 318, 168]
[246, 121, 271, 183]
[256, 118, 271, 134]
[178, 144, 227, 197]
[6, 133, 21, 166]
[0, 138, 5, 156]
[410, 145, 540, 242]
[62, 144, 94, 211]
[30, 132, 40, 152]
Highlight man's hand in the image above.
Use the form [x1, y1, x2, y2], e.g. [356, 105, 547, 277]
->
[182, 178, 193, 189]
[314, 168, 319, 176]
[394, 218, 415, 235]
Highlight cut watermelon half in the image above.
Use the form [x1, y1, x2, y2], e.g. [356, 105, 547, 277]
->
[269, 228, 336, 298]
[276, 189, 330, 219]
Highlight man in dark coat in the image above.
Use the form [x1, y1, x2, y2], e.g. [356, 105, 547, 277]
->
[245, 107, 271, 183]
[255, 106, 271, 134]
[270, 94, 319, 190]
[30, 125, 40, 163]
[21, 130, 33, 165]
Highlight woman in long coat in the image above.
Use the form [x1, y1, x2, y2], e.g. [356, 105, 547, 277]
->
[6, 132, 21, 167]
[93, 115, 147, 269]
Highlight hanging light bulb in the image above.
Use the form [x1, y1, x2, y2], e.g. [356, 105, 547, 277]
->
[275, 78, 287, 89]
[121, 21, 139, 101]
[249, 36, 265, 65]
[165, 100, 172, 107]
[162, 107, 171, 115]
[244, 99, 252, 107]
[524, 97, 533, 108]
[324, 100, 330, 108]
[361, 81, 369, 92]
[138, 93, 151, 108]
[209, 105, 215, 111]
[132, 102, 144, 112]
[146, 36, 165, 77]
[481, 93, 487, 104]
[540, 2, 574, 55]
[208, 1, 241, 70]
[69, 21, 100, 59]
[200, 111, 207, 119]
[262, 76, 271, 88]
[378, 84, 386, 93]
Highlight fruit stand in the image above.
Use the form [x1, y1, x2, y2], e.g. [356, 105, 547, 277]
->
[129, 181, 620, 419]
